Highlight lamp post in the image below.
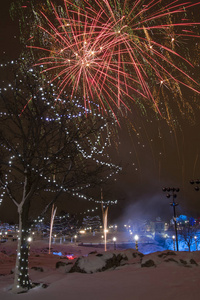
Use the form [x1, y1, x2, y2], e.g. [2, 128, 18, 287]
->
[27, 237, 32, 243]
[163, 187, 179, 251]
[190, 180, 200, 251]
[134, 235, 139, 251]
[53, 234, 56, 244]
[172, 235, 176, 251]
[74, 235, 77, 244]
[27, 236, 32, 251]
[113, 237, 117, 250]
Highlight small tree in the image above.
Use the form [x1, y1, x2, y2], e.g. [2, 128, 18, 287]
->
[0, 61, 120, 293]
[179, 222, 198, 252]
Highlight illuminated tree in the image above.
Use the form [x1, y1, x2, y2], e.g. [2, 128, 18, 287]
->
[0, 60, 121, 293]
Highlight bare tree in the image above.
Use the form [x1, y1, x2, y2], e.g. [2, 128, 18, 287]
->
[179, 222, 198, 252]
[0, 61, 120, 293]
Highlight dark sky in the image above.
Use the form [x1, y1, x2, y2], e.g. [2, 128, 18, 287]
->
[0, 0, 200, 224]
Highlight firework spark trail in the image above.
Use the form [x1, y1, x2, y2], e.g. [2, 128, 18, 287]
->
[101, 189, 108, 252]
[49, 204, 57, 254]
[93, 1, 200, 89]
[29, 0, 200, 119]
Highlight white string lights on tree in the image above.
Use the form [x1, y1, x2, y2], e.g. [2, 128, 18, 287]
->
[0, 59, 121, 211]
[0, 58, 122, 291]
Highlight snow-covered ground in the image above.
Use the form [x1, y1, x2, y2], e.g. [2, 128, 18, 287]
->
[0, 236, 200, 300]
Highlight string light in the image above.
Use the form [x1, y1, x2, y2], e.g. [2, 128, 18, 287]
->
[0, 58, 122, 289]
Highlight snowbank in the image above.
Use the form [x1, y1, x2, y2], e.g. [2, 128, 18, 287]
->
[1, 241, 200, 300]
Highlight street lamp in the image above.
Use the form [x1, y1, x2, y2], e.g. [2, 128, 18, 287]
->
[74, 235, 77, 244]
[27, 236, 32, 251]
[163, 187, 179, 251]
[27, 237, 32, 243]
[190, 181, 200, 251]
[134, 235, 139, 251]
[172, 235, 176, 251]
[113, 237, 117, 250]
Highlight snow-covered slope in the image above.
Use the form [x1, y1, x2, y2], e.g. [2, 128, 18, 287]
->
[0, 240, 200, 300]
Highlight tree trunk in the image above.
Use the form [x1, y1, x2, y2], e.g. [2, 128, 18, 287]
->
[12, 204, 32, 293]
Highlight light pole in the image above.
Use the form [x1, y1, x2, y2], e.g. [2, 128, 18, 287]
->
[113, 237, 117, 250]
[27, 237, 32, 243]
[172, 235, 176, 251]
[27, 236, 32, 251]
[53, 234, 56, 244]
[163, 187, 179, 251]
[74, 235, 77, 244]
[190, 180, 200, 252]
[134, 235, 139, 251]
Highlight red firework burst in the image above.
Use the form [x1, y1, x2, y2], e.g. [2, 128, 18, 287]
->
[29, 0, 200, 116]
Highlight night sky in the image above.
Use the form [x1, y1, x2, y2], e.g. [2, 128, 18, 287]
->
[0, 0, 200, 224]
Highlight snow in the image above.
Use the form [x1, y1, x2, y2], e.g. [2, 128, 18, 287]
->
[0, 239, 200, 299]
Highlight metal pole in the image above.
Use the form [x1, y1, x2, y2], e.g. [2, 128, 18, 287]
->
[172, 193, 179, 251]
[135, 240, 138, 251]
[163, 187, 179, 252]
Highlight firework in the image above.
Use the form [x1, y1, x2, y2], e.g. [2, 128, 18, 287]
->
[29, 0, 200, 119]
[101, 189, 108, 252]
[49, 204, 57, 254]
